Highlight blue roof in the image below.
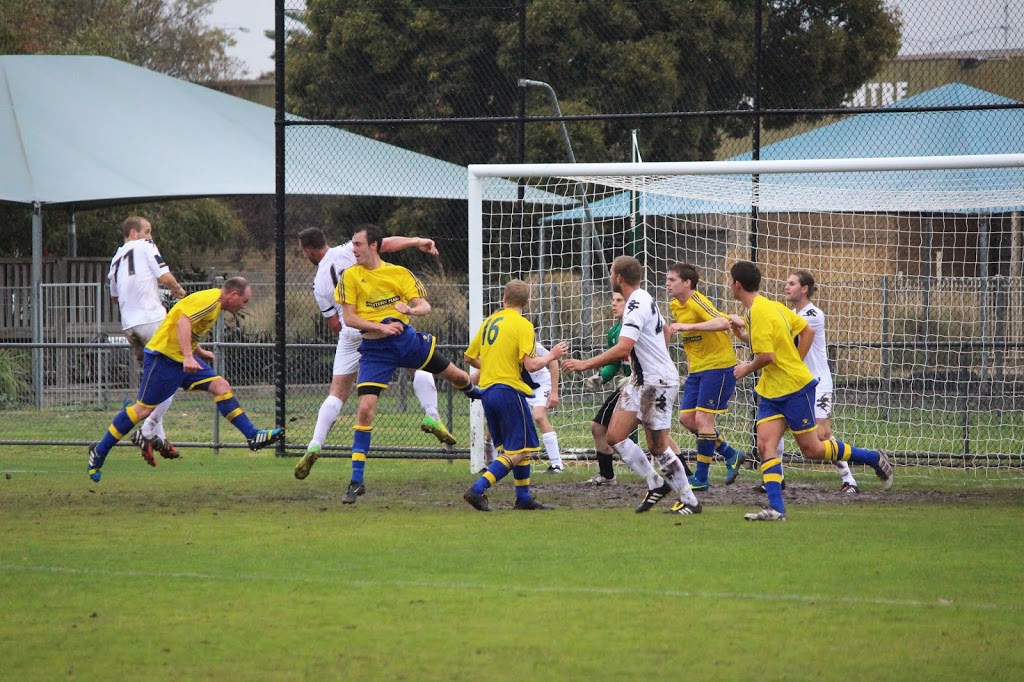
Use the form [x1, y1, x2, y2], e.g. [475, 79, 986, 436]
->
[548, 84, 1024, 219]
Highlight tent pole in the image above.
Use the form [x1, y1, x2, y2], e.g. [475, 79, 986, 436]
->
[67, 210, 77, 258]
[32, 203, 44, 409]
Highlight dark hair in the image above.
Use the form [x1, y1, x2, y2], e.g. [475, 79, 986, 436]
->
[793, 269, 818, 298]
[730, 261, 761, 292]
[612, 255, 643, 286]
[668, 262, 699, 288]
[223, 276, 250, 294]
[298, 227, 327, 250]
[353, 223, 385, 251]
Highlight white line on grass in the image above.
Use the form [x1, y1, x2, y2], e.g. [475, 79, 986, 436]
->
[0, 563, 1007, 612]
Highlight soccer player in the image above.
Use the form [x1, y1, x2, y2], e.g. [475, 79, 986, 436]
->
[728, 261, 893, 521]
[665, 262, 746, 490]
[772, 270, 860, 493]
[462, 279, 567, 511]
[87, 277, 284, 482]
[528, 340, 566, 473]
[107, 216, 186, 465]
[292, 227, 457, 481]
[336, 225, 481, 504]
[582, 291, 630, 485]
[563, 256, 701, 516]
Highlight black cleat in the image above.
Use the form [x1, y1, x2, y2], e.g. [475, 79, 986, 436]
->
[635, 481, 673, 513]
[514, 498, 555, 510]
[463, 489, 492, 511]
[341, 481, 366, 504]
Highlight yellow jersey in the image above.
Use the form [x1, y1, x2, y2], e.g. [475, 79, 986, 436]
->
[466, 307, 537, 395]
[145, 288, 222, 362]
[336, 261, 427, 325]
[669, 291, 737, 373]
[746, 295, 814, 399]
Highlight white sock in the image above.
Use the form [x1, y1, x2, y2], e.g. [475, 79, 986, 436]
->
[311, 395, 344, 448]
[542, 431, 562, 468]
[483, 437, 497, 465]
[413, 370, 440, 421]
[834, 459, 857, 485]
[657, 448, 699, 506]
[612, 438, 663, 489]
[776, 437, 785, 457]
[142, 396, 173, 439]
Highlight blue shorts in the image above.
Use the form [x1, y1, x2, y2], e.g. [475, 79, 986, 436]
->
[356, 321, 437, 390]
[138, 350, 221, 407]
[756, 380, 819, 434]
[481, 384, 540, 456]
[680, 366, 736, 414]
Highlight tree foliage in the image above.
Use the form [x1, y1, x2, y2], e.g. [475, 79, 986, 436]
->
[287, 0, 901, 163]
[0, 0, 244, 80]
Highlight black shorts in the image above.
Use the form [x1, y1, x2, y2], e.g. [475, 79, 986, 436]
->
[592, 389, 620, 428]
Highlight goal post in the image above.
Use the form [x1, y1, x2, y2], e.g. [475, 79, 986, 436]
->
[467, 154, 1024, 474]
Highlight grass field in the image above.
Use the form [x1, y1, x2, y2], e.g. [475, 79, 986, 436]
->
[2, 447, 1023, 680]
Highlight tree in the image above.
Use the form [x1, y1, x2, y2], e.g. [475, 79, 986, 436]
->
[286, 0, 901, 164]
[0, 0, 244, 81]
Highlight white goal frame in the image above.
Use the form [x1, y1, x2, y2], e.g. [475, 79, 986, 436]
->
[467, 154, 1024, 473]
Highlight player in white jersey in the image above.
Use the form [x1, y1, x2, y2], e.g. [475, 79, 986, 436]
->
[107, 216, 186, 465]
[526, 341, 565, 472]
[774, 270, 859, 492]
[293, 227, 456, 480]
[563, 256, 700, 515]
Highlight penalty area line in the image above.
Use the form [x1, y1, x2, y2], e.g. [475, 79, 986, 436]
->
[0, 563, 1007, 612]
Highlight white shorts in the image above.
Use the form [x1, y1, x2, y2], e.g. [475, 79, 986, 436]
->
[526, 381, 552, 410]
[125, 320, 163, 363]
[616, 380, 678, 432]
[814, 391, 833, 420]
[333, 328, 363, 376]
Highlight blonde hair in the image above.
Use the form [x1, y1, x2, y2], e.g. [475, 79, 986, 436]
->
[503, 279, 531, 308]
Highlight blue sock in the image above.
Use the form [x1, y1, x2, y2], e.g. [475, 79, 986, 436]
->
[826, 438, 879, 467]
[471, 455, 512, 495]
[95, 405, 143, 458]
[715, 432, 741, 461]
[695, 434, 715, 482]
[513, 461, 532, 503]
[761, 457, 785, 513]
[215, 391, 256, 440]
[351, 427, 373, 484]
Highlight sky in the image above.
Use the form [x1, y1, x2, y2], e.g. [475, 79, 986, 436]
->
[207, 0, 1023, 79]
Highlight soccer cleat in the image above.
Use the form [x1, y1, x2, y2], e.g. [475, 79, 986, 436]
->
[420, 416, 457, 446]
[514, 498, 555, 510]
[152, 436, 180, 460]
[755, 480, 786, 493]
[687, 474, 709, 492]
[635, 481, 673, 513]
[130, 430, 156, 467]
[542, 465, 564, 474]
[840, 482, 859, 494]
[665, 500, 703, 515]
[724, 452, 744, 485]
[294, 445, 320, 480]
[875, 450, 894, 491]
[341, 481, 366, 504]
[247, 427, 285, 452]
[87, 446, 103, 482]
[463, 489, 492, 512]
[744, 507, 787, 522]
[586, 473, 617, 486]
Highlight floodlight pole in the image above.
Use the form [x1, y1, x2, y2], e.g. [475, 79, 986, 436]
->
[518, 78, 595, 340]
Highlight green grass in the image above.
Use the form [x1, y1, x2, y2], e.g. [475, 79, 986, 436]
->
[1, 449, 1023, 680]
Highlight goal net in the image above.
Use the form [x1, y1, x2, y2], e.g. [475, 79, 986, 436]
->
[468, 155, 1024, 475]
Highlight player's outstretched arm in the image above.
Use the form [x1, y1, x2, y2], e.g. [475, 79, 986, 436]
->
[381, 236, 439, 257]
[523, 341, 568, 373]
[563, 337, 634, 374]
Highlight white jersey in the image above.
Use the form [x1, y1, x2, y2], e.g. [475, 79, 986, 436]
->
[312, 242, 356, 328]
[795, 302, 833, 393]
[107, 239, 170, 329]
[529, 341, 552, 387]
[619, 288, 676, 386]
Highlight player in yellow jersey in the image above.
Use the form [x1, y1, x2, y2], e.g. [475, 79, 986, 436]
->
[86, 277, 284, 482]
[728, 261, 893, 521]
[665, 262, 746, 490]
[462, 279, 567, 511]
[335, 225, 481, 504]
